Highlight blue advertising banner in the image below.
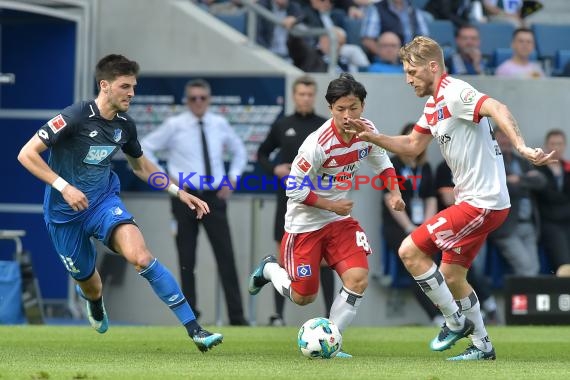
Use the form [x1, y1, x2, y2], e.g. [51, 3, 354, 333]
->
[114, 75, 286, 194]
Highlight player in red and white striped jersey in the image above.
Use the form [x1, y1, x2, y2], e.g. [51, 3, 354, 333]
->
[249, 74, 405, 357]
[347, 36, 555, 361]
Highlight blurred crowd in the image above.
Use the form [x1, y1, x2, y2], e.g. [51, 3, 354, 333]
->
[194, 0, 570, 77]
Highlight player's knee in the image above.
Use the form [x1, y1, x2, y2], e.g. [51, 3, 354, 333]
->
[398, 237, 418, 265]
[441, 270, 464, 289]
[126, 247, 153, 269]
[342, 276, 368, 294]
[77, 278, 103, 299]
[292, 293, 317, 306]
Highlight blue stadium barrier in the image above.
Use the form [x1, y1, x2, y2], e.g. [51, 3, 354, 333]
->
[216, 12, 247, 34]
[555, 49, 570, 74]
[532, 24, 570, 59]
[476, 22, 515, 59]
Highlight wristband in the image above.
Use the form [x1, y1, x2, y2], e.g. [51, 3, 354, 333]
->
[168, 184, 180, 197]
[52, 177, 69, 192]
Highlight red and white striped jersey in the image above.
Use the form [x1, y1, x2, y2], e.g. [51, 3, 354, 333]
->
[285, 117, 394, 233]
[414, 74, 510, 210]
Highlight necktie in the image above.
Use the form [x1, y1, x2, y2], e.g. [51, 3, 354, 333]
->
[199, 119, 212, 179]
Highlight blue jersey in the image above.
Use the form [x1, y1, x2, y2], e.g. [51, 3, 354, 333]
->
[37, 100, 143, 223]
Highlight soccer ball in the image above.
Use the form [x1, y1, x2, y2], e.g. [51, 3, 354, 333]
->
[297, 317, 342, 359]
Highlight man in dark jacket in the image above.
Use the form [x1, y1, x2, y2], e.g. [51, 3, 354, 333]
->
[488, 129, 546, 276]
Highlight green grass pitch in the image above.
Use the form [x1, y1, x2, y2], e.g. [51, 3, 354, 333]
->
[1, 325, 569, 379]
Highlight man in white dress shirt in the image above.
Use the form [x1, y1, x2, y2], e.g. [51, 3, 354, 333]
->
[142, 79, 249, 325]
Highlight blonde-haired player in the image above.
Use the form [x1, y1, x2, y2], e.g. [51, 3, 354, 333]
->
[347, 36, 555, 360]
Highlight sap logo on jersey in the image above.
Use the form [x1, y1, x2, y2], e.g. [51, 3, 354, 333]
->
[83, 146, 116, 164]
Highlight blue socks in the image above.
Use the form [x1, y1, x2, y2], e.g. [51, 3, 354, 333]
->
[139, 258, 196, 327]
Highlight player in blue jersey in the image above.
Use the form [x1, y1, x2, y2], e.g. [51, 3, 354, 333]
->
[17, 54, 223, 352]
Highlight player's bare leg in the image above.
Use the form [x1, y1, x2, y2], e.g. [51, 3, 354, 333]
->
[76, 271, 108, 334]
[441, 263, 495, 361]
[399, 236, 474, 352]
[328, 266, 367, 359]
[111, 224, 223, 352]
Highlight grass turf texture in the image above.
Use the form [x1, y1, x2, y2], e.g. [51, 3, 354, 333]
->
[0, 325, 569, 379]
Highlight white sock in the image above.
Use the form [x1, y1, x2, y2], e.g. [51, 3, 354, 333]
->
[263, 262, 292, 300]
[414, 263, 464, 330]
[329, 286, 363, 332]
[458, 291, 493, 352]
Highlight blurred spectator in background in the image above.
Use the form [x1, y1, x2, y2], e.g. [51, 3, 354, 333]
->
[299, 0, 347, 45]
[482, 0, 524, 27]
[142, 79, 249, 326]
[424, 0, 477, 28]
[256, 0, 304, 59]
[534, 129, 570, 276]
[333, 0, 368, 19]
[288, 26, 370, 72]
[361, 0, 429, 60]
[445, 24, 485, 75]
[494, 27, 544, 78]
[488, 128, 546, 276]
[381, 123, 440, 325]
[367, 31, 404, 73]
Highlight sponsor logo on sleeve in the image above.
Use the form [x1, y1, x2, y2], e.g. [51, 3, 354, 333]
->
[47, 114, 67, 134]
[358, 147, 369, 160]
[460, 88, 477, 104]
[297, 264, 312, 278]
[38, 129, 49, 140]
[297, 157, 312, 173]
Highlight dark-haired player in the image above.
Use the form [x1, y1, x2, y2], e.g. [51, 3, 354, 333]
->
[18, 54, 223, 352]
[248, 73, 405, 357]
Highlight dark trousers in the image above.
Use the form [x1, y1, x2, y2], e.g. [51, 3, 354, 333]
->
[541, 221, 570, 271]
[171, 191, 244, 322]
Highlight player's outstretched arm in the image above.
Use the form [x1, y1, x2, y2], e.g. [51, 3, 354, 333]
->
[17, 134, 88, 211]
[344, 118, 432, 158]
[385, 176, 406, 212]
[480, 98, 556, 166]
[127, 154, 210, 219]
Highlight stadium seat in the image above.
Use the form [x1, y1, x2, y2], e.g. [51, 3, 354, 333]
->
[427, 20, 455, 50]
[492, 47, 538, 69]
[476, 22, 515, 59]
[532, 24, 570, 59]
[344, 18, 362, 46]
[411, 0, 429, 8]
[216, 12, 247, 35]
[554, 49, 570, 74]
